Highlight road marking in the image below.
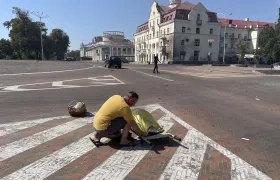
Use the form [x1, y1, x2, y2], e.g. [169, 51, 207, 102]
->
[82, 116, 174, 180]
[156, 69, 266, 79]
[0, 104, 273, 179]
[130, 69, 173, 81]
[0, 66, 96, 76]
[0, 116, 70, 137]
[0, 117, 92, 161]
[0, 133, 109, 180]
[52, 81, 82, 88]
[159, 129, 207, 179]
[1, 75, 124, 92]
[151, 104, 272, 180]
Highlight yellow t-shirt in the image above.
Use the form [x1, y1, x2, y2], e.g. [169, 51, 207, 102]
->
[93, 95, 134, 131]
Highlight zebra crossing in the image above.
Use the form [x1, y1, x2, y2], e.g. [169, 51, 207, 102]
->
[0, 104, 271, 180]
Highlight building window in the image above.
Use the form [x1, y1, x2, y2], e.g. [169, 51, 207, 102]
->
[182, 27, 186, 33]
[196, 28, 200, 34]
[181, 40, 184, 46]
[194, 51, 199, 61]
[150, 34, 151, 39]
[167, 28, 169, 34]
[164, 29, 166, 34]
[238, 34, 241, 38]
[209, 42, 212, 48]
[197, 14, 201, 20]
[161, 30, 162, 35]
[231, 33, 234, 38]
[157, 19, 159, 25]
[225, 33, 228, 38]
[156, 31, 159, 37]
[210, 29, 213, 34]
[194, 39, 200, 46]
[225, 44, 227, 48]
[231, 44, 234, 48]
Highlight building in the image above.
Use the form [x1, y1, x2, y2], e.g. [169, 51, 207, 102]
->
[80, 31, 135, 61]
[134, 0, 221, 64]
[134, 0, 275, 64]
[218, 18, 275, 62]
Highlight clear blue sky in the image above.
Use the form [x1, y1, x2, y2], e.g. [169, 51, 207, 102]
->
[0, 0, 279, 50]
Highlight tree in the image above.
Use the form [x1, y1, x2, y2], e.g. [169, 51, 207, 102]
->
[68, 50, 80, 59]
[257, 13, 280, 64]
[2, 7, 71, 60]
[49, 29, 70, 60]
[0, 39, 13, 59]
[236, 39, 247, 64]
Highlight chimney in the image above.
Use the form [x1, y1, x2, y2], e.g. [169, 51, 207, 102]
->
[245, 18, 249, 21]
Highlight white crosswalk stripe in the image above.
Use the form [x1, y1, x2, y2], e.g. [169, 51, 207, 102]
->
[0, 104, 272, 180]
[82, 116, 174, 180]
[0, 116, 70, 137]
[0, 117, 91, 161]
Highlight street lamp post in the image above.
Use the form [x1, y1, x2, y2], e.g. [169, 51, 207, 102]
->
[31, 11, 48, 61]
[218, 13, 232, 64]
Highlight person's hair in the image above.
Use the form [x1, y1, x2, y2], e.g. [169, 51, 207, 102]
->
[127, 91, 139, 99]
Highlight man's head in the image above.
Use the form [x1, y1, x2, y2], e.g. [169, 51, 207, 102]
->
[123, 91, 139, 107]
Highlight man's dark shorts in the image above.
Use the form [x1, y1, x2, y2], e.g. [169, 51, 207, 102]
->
[95, 117, 127, 136]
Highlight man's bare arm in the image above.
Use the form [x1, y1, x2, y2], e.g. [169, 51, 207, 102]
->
[127, 120, 144, 136]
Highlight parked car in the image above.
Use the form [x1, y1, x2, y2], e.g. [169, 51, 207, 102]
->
[273, 62, 280, 70]
[104, 56, 122, 68]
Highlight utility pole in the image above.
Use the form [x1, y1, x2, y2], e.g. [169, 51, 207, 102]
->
[218, 12, 232, 64]
[31, 11, 48, 61]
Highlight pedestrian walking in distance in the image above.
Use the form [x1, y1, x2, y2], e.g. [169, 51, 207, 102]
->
[153, 54, 161, 74]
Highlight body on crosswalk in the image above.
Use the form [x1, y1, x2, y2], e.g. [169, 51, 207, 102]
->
[0, 104, 272, 180]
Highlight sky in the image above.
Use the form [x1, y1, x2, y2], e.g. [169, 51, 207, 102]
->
[0, 0, 279, 51]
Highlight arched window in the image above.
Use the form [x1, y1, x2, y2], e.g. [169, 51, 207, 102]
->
[197, 14, 200, 20]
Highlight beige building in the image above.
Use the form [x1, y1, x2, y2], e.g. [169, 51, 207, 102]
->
[80, 31, 135, 61]
[134, 0, 274, 64]
[218, 18, 275, 62]
[134, 0, 221, 64]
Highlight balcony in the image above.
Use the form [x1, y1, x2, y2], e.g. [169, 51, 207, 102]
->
[196, 20, 202, 25]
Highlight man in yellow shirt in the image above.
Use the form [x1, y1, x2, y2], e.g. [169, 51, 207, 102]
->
[90, 91, 143, 147]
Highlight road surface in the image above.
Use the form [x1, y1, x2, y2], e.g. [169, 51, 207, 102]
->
[0, 60, 279, 180]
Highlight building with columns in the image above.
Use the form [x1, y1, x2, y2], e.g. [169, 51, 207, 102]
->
[134, 0, 275, 64]
[80, 31, 135, 61]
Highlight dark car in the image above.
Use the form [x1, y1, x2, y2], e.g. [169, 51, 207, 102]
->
[104, 56, 122, 68]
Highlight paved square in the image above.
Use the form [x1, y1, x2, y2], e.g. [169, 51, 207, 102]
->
[0, 104, 271, 180]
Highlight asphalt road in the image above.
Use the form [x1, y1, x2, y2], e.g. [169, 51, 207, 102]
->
[0, 60, 280, 179]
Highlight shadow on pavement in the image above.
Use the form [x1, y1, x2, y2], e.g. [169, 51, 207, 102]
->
[104, 137, 188, 153]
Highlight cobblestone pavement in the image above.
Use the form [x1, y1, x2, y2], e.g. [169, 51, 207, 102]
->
[0, 61, 279, 180]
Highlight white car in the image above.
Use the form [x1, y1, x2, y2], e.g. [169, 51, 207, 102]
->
[273, 62, 280, 70]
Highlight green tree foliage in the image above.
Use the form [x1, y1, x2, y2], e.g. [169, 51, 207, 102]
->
[0, 39, 13, 58]
[236, 39, 247, 64]
[49, 29, 70, 60]
[258, 19, 280, 64]
[67, 50, 80, 59]
[1, 7, 70, 60]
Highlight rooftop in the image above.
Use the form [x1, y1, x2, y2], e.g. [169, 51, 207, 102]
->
[136, 1, 218, 33]
[218, 18, 275, 29]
